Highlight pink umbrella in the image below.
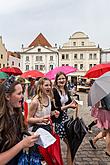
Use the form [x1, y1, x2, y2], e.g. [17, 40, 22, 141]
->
[45, 66, 77, 80]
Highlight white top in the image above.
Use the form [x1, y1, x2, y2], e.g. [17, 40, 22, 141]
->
[35, 96, 51, 124]
[58, 90, 69, 106]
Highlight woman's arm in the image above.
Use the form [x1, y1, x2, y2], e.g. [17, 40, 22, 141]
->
[27, 98, 43, 124]
[0, 134, 39, 165]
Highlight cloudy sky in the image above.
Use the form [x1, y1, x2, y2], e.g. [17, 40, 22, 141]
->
[0, 0, 110, 51]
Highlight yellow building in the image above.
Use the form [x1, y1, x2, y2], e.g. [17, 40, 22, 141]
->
[0, 36, 7, 68]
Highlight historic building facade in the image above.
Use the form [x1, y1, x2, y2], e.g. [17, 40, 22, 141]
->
[0, 36, 7, 68]
[20, 33, 59, 73]
[58, 32, 101, 76]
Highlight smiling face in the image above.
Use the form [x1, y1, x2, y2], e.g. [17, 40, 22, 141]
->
[8, 84, 23, 108]
[57, 74, 67, 88]
[41, 80, 52, 95]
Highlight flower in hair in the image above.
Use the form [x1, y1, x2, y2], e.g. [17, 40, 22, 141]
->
[4, 75, 16, 92]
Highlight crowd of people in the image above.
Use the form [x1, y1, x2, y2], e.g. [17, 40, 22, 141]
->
[0, 70, 110, 165]
[0, 72, 78, 165]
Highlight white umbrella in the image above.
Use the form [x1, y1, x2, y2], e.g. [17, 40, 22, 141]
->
[88, 71, 110, 106]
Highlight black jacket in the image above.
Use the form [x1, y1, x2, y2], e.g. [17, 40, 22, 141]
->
[51, 88, 72, 123]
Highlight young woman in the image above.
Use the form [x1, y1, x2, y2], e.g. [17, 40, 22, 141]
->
[28, 77, 54, 131]
[52, 72, 77, 165]
[0, 76, 39, 165]
[28, 77, 63, 164]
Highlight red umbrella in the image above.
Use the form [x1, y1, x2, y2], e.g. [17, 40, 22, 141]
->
[21, 70, 44, 78]
[0, 67, 22, 76]
[45, 66, 77, 80]
[84, 63, 110, 78]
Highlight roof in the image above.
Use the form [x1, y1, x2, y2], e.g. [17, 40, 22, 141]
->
[7, 51, 20, 59]
[28, 33, 52, 48]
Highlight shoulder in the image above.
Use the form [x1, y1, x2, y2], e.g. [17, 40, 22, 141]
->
[30, 96, 39, 107]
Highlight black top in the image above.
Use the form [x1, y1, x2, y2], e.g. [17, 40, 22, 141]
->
[0, 112, 24, 165]
[51, 88, 72, 123]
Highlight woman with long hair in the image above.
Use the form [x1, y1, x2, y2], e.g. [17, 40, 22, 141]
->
[0, 76, 39, 164]
[28, 77, 54, 131]
[28, 77, 63, 164]
[52, 72, 77, 165]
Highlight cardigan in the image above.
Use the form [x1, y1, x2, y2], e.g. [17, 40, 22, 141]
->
[51, 87, 72, 123]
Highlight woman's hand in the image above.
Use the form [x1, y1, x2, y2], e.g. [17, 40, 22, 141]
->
[69, 100, 78, 109]
[20, 134, 39, 148]
[54, 110, 60, 118]
[41, 116, 50, 124]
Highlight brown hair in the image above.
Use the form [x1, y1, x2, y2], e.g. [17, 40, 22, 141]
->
[54, 71, 68, 94]
[0, 81, 26, 152]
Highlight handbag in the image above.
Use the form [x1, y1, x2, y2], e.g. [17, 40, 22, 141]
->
[38, 120, 64, 165]
[18, 149, 41, 165]
[18, 131, 42, 165]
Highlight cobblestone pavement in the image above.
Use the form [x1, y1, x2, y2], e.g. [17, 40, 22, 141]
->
[61, 92, 110, 165]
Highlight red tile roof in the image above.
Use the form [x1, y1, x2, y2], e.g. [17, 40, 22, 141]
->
[28, 33, 52, 47]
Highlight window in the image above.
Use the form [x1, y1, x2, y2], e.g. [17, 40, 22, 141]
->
[49, 65, 53, 70]
[12, 61, 14, 65]
[80, 64, 83, 70]
[26, 56, 29, 61]
[89, 64, 92, 69]
[62, 54, 65, 59]
[3, 64, 5, 67]
[80, 54, 83, 59]
[26, 65, 29, 70]
[94, 64, 96, 66]
[1, 54, 3, 59]
[74, 54, 77, 59]
[50, 56, 53, 61]
[74, 64, 77, 68]
[19, 63, 20, 67]
[73, 42, 76, 46]
[89, 54, 92, 59]
[93, 53, 97, 59]
[66, 64, 69, 66]
[39, 56, 42, 61]
[0, 63, 1, 68]
[66, 54, 69, 60]
[62, 64, 65, 66]
[81, 42, 84, 46]
[40, 65, 44, 71]
[35, 65, 39, 70]
[38, 48, 41, 52]
[36, 56, 39, 61]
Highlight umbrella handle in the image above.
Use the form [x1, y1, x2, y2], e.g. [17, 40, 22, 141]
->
[75, 105, 79, 118]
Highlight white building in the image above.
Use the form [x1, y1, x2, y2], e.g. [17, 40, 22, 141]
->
[7, 51, 21, 68]
[20, 33, 59, 73]
[101, 49, 110, 63]
[59, 32, 101, 76]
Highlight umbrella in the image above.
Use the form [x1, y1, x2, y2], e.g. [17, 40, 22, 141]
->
[0, 72, 9, 79]
[0, 67, 22, 76]
[21, 70, 44, 79]
[45, 66, 77, 80]
[84, 63, 110, 78]
[88, 71, 110, 106]
[64, 116, 87, 161]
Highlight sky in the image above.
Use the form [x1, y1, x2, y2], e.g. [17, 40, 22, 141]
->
[0, 0, 110, 51]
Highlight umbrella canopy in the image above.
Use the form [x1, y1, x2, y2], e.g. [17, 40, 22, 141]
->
[64, 117, 87, 161]
[45, 66, 77, 80]
[0, 67, 22, 76]
[0, 72, 9, 79]
[21, 70, 44, 79]
[84, 63, 110, 78]
[88, 71, 110, 106]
